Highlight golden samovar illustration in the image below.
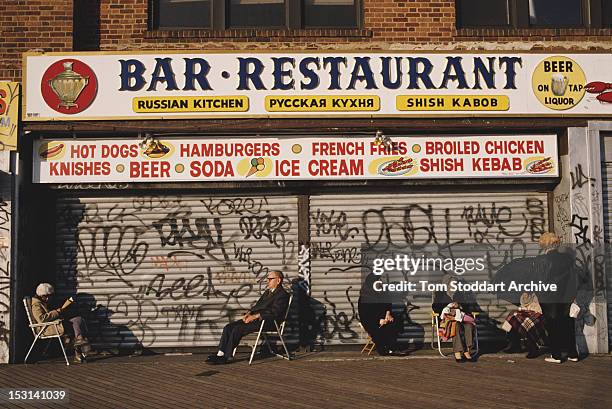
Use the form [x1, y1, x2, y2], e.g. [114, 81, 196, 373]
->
[49, 61, 89, 109]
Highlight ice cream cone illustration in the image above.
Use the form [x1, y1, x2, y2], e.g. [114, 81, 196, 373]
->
[246, 157, 265, 177]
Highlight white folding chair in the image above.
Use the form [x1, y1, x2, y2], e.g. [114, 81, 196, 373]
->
[23, 297, 70, 366]
[243, 294, 293, 365]
[431, 311, 479, 357]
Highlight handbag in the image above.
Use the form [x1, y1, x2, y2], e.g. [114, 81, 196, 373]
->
[569, 302, 580, 318]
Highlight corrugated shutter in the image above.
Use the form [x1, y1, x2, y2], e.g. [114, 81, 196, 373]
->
[602, 136, 612, 348]
[55, 194, 298, 349]
[310, 192, 549, 345]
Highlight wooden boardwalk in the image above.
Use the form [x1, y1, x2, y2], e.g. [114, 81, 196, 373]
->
[0, 351, 610, 408]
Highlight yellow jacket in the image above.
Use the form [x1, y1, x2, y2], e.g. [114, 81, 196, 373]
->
[30, 296, 65, 337]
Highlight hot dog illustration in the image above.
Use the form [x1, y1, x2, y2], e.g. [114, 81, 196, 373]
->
[378, 157, 415, 176]
[39, 143, 65, 159]
[382, 157, 413, 173]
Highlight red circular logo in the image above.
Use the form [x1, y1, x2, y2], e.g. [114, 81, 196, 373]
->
[41, 59, 98, 114]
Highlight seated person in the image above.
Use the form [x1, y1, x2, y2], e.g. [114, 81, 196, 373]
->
[31, 283, 91, 363]
[439, 298, 476, 363]
[502, 292, 545, 359]
[206, 270, 289, 365]
[358, 273, 400, 356]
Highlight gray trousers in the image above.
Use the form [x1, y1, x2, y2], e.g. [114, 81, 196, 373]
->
[67, 316, 85, 339]
[453, 322, 474, 352]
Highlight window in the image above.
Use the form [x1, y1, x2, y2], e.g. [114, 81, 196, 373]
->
[528, 0, 582, 26]
[304, 0, 358, 28]
[151, 0, 360, 30]
[456, 0, 510, 27]
[229, 0, 285, 28]
[73, 0, 101, 50]
[153, 0, 212, 29]
[456, 0, 610, 28]
[602, 0, 612, 26]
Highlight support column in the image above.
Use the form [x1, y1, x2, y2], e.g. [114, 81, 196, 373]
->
[554, 126, 608, 354]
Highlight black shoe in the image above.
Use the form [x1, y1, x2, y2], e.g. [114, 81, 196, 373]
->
[388, 351, 407, 357]
[526, 352, 539, 359]
[376, 348, 390, 356]
[205, 355, 227, 364]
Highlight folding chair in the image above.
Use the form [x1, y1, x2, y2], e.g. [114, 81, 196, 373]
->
[233, 294, 293, 365]
[431, 311, 479, 357]
[359, 323, 376, 355]
[23, 297, 70, 366]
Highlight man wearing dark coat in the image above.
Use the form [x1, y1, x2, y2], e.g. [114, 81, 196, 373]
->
[358, 273, 400, 356]
[535, 233, 579, 364]
[206, 270, 289, 364]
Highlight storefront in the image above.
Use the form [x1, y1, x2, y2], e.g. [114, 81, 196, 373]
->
[19, 51, 611, 351]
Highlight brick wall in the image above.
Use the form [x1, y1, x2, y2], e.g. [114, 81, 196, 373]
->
[0, 0, 72, 81]
[1, 0, 612, 82]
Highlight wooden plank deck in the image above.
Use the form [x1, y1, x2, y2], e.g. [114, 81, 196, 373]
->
[0, 351, 610, 408]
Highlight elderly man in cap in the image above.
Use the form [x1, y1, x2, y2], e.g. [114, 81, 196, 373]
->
[206, 270, 289, 364]
[31, 283, 91, 363]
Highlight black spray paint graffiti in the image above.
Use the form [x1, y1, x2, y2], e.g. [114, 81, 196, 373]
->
[554, 192, 571, 240]
[0, 193, 11, 360]
[56, 195, 296, 348]
[310, 241, 361, 265]
[461, 200, 544, 243]
[571, 164, 596, 189]
[201, 197, 269, 216]
[311, 198, 548, 341]
[152, 212, 231, 265]
[570, 214, 591, 244]
[233, 243, 269, 280]
[323, 287, 358, 342]
[239, 211, 295, 265]
[0, 200, 9, 233]
[72, 204, 150, 287]
[360, 205, 444, 248]
[311, 210, 359, 242]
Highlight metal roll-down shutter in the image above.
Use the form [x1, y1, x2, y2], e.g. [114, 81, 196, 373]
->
[55, 194, 298, 349]
[602, 136, 612, 348]
[310, 192, 549, 345]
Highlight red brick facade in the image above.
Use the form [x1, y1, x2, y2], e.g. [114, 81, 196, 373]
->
[0, 0, 73, 81]
[1, 0, 611, 82]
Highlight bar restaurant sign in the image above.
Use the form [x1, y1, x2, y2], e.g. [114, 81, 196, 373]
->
[33, 134, 558, 183]
[22, 52, 612, 120]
